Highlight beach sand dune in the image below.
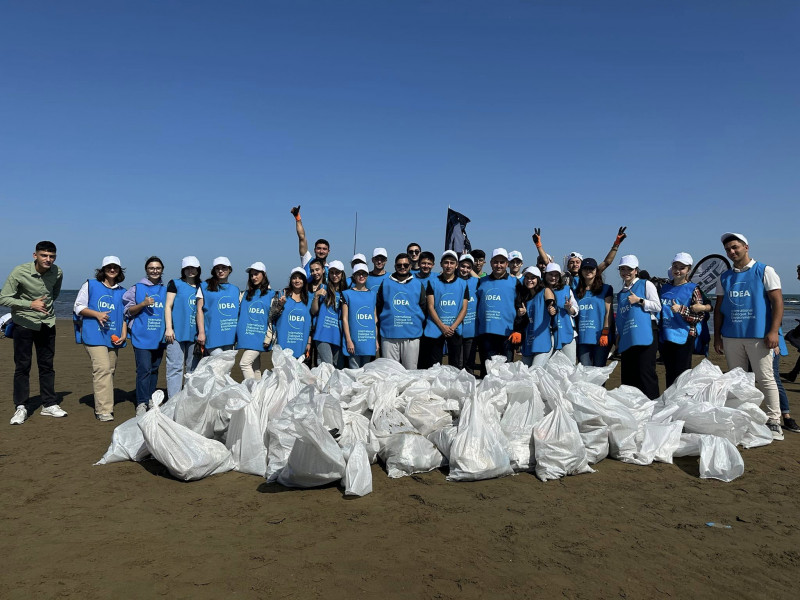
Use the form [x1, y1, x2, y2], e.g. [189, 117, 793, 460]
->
[1, 323, 799, 599]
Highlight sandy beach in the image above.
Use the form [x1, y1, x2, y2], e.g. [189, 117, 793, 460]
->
[1, 320, 799, 600]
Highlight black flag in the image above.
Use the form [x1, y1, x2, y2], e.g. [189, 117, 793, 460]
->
[445, 208, 472, 254]
[690, 254, 731, 295]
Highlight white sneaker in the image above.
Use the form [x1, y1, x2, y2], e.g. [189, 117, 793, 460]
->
[10, 406, 27, 425]
[97, 413, 114, 422]
[40, 404, 68, 418]
[135, 404, 147, 417]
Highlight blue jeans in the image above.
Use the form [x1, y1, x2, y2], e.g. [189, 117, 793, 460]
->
[577, 343, 608, 367]
[316, 341, 343, 368]
[166, 340, 199, 398]
[774, 351, 789, 414]
[348, 355, 372, 369]
[133, 346, 164, 406]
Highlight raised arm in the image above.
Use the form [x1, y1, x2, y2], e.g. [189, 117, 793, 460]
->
[291, 205, 309, 260]
[531, 228, 549, 265]
[597, 227, 627, 273]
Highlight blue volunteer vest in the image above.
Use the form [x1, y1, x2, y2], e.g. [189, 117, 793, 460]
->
[313, 288, 343, 345]
[552, 287, 575, 349]
[79, 280, 126, 348]
[659, 282, 697, 344]
[236, 290, 276, 351]
[367, 272, 388, 293]
[460, 277, 478, 338]
[616, 279, 653, 353]
[171, 279, 198, 342]
[424, 276, 468, 338]
[378, 277, 425, 339]
[576, 284, 611, 345]
[522, 291, 552, 355]
[201, 281, 240, 349]
[569, 276, 579, 291]
[719, 262, 771, 339]
[342, 288, 378, 356]
[275, 295, 313, 358]
[476, 276, 517, 336]
[129, 282, 166, 350]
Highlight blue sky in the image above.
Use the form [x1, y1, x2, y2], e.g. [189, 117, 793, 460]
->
[1, 1, 798, 291]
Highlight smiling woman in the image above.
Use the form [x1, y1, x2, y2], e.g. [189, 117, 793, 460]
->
[196, 256, 240, 356]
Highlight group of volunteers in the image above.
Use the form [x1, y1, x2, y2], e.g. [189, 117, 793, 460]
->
[1, 221, 796, 441]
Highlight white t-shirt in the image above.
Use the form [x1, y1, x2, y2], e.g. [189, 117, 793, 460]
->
[714, 259, 781, 296]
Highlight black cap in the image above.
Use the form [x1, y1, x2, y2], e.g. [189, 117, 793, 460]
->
[580, 257, 598, 270]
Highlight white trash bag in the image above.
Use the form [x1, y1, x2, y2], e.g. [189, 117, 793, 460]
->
[699, 435, 745, 482]
[343, 441, 372, 496]
[276, 413, 346, 488]
[533, 403, 594, 482]
[138, 391, 235, 481]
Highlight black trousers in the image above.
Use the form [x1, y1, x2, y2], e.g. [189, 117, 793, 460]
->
[661, 336, 694, 389]
[13, 323, 57, 408]
[478, 333, 514, 377]
[418, 334, 464, 370]
[620, 324, 660, 400]
[461, 336, 476, 375]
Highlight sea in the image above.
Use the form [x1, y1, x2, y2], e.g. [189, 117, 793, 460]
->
[2, 291, 800, 334]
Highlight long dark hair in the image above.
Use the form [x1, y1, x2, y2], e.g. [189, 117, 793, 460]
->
[246, 270, 271, 301]
[576, 270, 605, 299]
[205, 265, 232, 293]
[544, 269, 565, 291]
[95, 265, 125, 284]
[181, 266, 202, 283]
[286, 272, 309, 305]
[519, 275, 543, 303]
[324, 269, 347, 308]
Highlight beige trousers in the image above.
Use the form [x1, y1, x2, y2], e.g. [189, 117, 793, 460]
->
[722, 336, 780, 421]
[239, 350, 263, 380]
[84, 344, 119, 415]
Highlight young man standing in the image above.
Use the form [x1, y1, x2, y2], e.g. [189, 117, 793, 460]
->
[367, 248, 389, 292]
[414, 251, 435, 280]
[471, 249, 487, 278]
[376, 253, 426, 369]
[290, 205, 330, 276]
[407, 243, 422, 273]
[714, 232, 784, 440]
[476, 248, 522, 374]
[1, 241, 66, 425]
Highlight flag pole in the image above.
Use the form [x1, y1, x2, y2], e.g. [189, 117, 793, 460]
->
[353, 212, 358, 255]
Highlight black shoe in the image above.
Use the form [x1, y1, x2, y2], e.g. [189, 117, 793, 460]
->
[780, 372, 798, 383]
[782, 417, 800, 433]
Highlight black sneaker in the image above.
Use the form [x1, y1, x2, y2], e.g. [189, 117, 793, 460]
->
[780, 372, 798, 383]
[782, 417, 800, 434]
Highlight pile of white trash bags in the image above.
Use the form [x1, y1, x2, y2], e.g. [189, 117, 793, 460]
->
[97, 347, 774, 494]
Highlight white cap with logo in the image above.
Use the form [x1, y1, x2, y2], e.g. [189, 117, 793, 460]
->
[181, 256, 200, 269]
[102, 256, 121, 268]
[508, 250, 523, 262]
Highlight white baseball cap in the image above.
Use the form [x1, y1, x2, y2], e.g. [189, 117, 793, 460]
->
[247, 261, 267, 273]
[508, 250, 523, 262]
[212, 256, 232, 268]
[523, 266, 542, 278]
[618, 255, 639, 269]
[351, 253, 366, 264]
[372, 248, 388, 258]
[459, 253, 474, 263]
[328, 260, 345, 272]
[545, 263, 562, 274]
[491, 248, 509, 260]
[290, 267, 307, 278]
[721, 232, 749, 246]
[672, 252, 693, 267]
[352, 263, 369, 275]
[181, 256, 200, 269]
[441, 250, 459, 261]
[567, 251, 584, 260]
[101, 255, 121, 268]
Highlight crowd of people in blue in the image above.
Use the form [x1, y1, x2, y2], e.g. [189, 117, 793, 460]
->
[1, 208, 797, 442]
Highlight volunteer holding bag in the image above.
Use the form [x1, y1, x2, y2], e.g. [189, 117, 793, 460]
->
[73, 256, 127, 421]
[272, 267, 313, 359]
[659, 252, 709, 388]
[310, 260, 346, 367]
[236, 262, 275, 379]
[164, 256, 201, 397]
[196, 257, 240, 356]
[124, 256, 167, 416]
[616, 255, 661, 399]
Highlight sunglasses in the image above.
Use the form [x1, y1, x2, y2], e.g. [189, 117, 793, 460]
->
[396, 263, 410, 268]
[408, 249, 420, 254]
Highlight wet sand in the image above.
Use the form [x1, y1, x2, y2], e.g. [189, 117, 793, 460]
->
[1, 321, 799, 599]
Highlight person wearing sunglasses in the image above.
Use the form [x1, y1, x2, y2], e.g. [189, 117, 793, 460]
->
[367, 247, 389, 293]
[123, 256, 167, 416]
[407, 243, 422, 274]
[376, 253, 426, 369]
[196, 257, 240, 356]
